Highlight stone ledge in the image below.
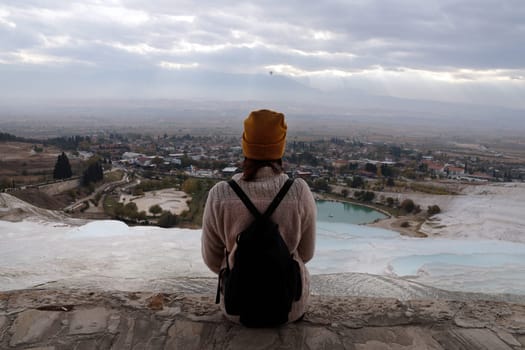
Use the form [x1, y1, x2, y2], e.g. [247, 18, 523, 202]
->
[0, 289, 524, 349]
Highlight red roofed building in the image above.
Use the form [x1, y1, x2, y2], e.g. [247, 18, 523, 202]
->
[446, 166, 465, 176]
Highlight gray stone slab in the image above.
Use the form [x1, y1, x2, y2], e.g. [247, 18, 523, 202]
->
[203, 323, 231, 349]
[69, 307, 109, 335]
[304, 327, 344, 350]
[492, 327, 522, 347]
[130, 316, 162, 349]
[107, 314, 120, 334]
[9, 309, 60, 347]
[517, 335, 525, 346]
[111, 317, 135, 350]
[74, 339, 99, 350]
[435, 328, 514, 350]
[0, 297, 6, 313]
[454, 300, 514, 329]
[454, 315, 489, 328]
[228, 327, 279, 350]
[144, 336, 167, 350]
[165, 320, 205, 350]
[274, 325, 307, 350]
[504, 311, 525, 333]
[0, 315, 7, 332]
[3, 289, 525, 350]
[97, 335, 116, 349]
[344, 326, 443, 350]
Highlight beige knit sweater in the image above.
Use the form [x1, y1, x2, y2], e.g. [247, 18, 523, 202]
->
[201, 167, 317, 323]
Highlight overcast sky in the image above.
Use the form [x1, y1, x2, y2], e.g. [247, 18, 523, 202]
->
[1, 0, 524, 109]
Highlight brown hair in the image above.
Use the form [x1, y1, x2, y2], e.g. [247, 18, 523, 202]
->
[241, 158, 283, 181]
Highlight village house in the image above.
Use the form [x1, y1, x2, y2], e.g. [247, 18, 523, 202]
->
[422, 159, 445, 176]
[121, 152, 144, 165]
[221, 166, 239, 176]
[445, 165, 465, 176]
[332, 160, 350, 169]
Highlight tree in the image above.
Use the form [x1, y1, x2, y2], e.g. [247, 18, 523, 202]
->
[0, 177, 11, 189]
[158, 211, 178, 228]
[82, 160, 103, 186]
[124, 202, 138, 219]
[312, 178, 330, 192]
[365, 163, 377, 174]
[390, 146, 402, 160]
[362, 191, 375, 202]
[53, 152, 73, 179]
[136, 211, 148, 222]
[381, 164, 393, 178]
[386, 177, 395, 187]
[341, 189, 349, 198]
[152, 157, 164, 167]
[149, 204, 162, 217]
[400, 199, 415, 213]
[427, 205, 441, 216]
[350, 176, 365, 189]
[354, 190, 375, 202]
[182, 178, 201, 194]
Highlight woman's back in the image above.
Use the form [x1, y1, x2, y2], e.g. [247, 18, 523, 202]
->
[201, 109, 316, 324]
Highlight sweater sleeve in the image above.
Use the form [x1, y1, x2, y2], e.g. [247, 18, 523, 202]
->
[201, 185, 225, 274]
[296, 180, 317, 263]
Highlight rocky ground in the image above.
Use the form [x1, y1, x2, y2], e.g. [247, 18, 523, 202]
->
[1, 288, 524, 350]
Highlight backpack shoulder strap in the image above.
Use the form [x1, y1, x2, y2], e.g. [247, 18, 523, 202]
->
[263, 178, 294, 218]
[228, 180, 262, 219]
[228, 178, 295, 220]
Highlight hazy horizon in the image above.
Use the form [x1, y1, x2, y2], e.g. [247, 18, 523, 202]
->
[1, 96, 525, 141]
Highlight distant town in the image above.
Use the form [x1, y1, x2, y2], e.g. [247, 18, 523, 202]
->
[17, 130, 525, 182]
[1, 129, 524, 230]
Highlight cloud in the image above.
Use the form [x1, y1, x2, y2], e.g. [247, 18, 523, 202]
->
[159, 61, 199, 70]
[0, 0, 523, 108]
[0, 8, 16, 28]
[0, 49, 92, 66]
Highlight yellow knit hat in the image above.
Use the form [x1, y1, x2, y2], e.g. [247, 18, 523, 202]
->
[242, 109, 287, 160]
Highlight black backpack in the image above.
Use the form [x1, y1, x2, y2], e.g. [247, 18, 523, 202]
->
[215, 178, 302, 327]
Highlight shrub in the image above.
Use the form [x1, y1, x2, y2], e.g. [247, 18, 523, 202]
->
[400, 199, 415, 213]
[363, 191, 375, 202]
[410, 183, 454, 195]
[158, 211, 178, 228]
[354, 190, 375, 202]
[350, 176, 365, 189]
[427, 205, 441, 216]
[137, 211, 148, 221]
[133, 188, 144, 196]
[121, 202, 138, 219]
[149, 204, 162, 216]
[68, 189, 78, 200]
[400, 221, 410, 228]
[182, 178, 201, 194]
[312, 178, 330, 192]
